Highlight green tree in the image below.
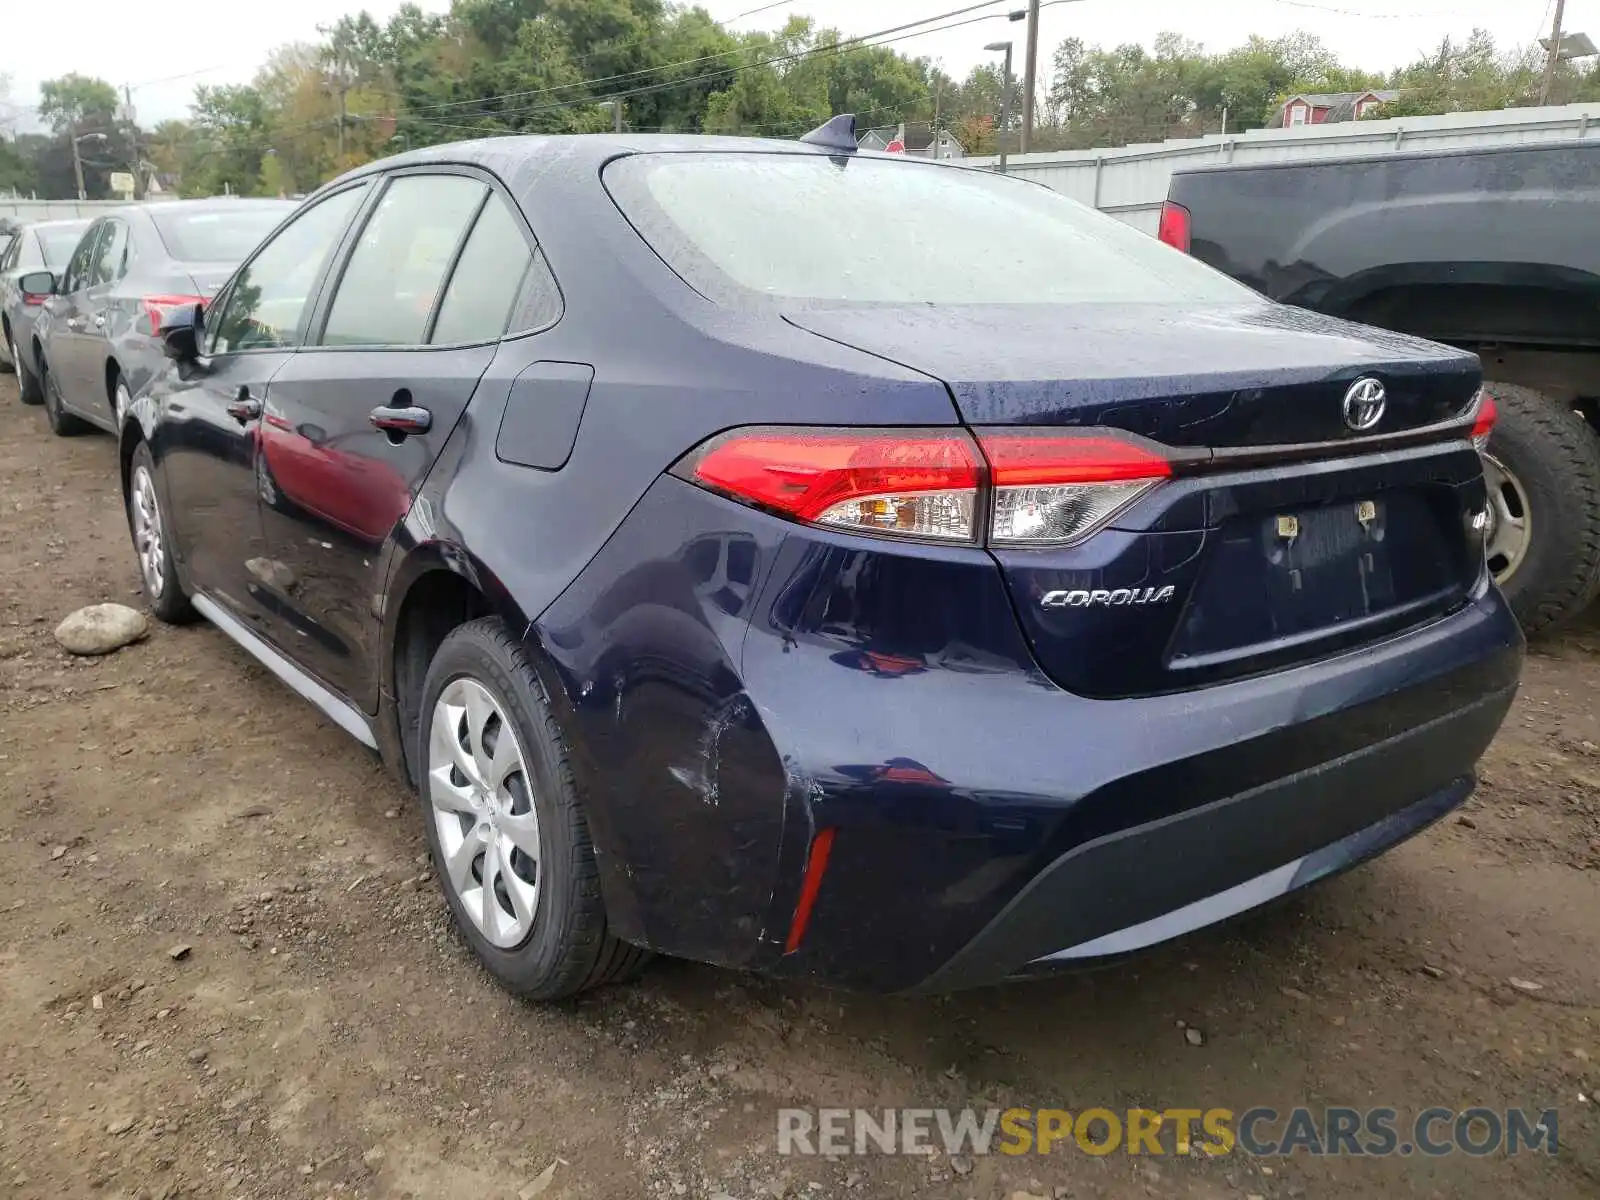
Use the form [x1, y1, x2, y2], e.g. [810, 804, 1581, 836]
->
[37, 74, 120, 138]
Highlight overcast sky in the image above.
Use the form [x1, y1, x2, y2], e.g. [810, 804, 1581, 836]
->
[3, 0, 1594, 130]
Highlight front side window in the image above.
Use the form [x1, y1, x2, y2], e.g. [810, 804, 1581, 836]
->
[209, 184, 370, 355]
[59, 224, 104, 295]
[321, 175, 487, 347]
[605, 153, 1257, 308]
[429, 192, 535, 345]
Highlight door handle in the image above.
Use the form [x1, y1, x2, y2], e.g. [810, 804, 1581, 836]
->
[369, 405, 432, 436]
[227, 387, 262, 424]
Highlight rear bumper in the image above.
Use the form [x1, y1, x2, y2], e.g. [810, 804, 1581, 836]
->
[914, 685, 1505, 992]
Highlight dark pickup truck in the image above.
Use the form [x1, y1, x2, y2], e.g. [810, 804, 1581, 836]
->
[1162, 139, 1600, 634]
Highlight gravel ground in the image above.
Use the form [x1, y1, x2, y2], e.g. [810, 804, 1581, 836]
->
[0, 370, 1595, 1200]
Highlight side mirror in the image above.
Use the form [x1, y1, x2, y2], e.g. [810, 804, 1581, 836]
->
[160, 304, 204, 363]
[18, 271, 56, 302]
[161, 322, 200, 363]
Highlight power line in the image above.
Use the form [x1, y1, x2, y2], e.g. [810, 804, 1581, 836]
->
[722, 1, 797, 20]
[407, 4, 1025, 130]
[400, 0, 1012, 117]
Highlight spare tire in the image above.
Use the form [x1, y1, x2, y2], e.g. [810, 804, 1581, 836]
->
[1480, 381, 1600, 635]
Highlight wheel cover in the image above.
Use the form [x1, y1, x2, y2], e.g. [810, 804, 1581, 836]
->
[130, 465, 166, 598]
[427, 677, 540, 948]
[115, 380, 131, 425]
[1481, 451, 1532, 585]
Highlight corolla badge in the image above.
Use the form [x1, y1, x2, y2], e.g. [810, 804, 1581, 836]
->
[1041, 586, 1176, 609]
[1342, 377, 1387, 432]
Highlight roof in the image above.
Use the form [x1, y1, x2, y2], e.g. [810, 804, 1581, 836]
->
[1270, 90, 1401, 127]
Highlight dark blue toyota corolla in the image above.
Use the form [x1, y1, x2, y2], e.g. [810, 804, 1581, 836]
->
[121, 121, 1523, 998]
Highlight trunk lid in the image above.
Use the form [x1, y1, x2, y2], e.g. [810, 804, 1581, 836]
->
[786, 301, 1489, 697]
[785, 302, 1481, 446]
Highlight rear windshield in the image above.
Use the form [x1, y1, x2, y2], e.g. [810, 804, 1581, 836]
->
[604, 152, 1256, 307]
[151, 206, 294, 263]
[37, 225, 89, 267]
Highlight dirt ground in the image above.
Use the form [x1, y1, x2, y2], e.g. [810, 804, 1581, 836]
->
[0, 370, 1595, 1200]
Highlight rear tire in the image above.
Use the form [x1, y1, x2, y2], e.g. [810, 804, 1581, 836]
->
[41, 359, 87, 436]
[11, 333, 41, 404]
[417, 618, 649, 1000]
[1481, 381, 1600, 636]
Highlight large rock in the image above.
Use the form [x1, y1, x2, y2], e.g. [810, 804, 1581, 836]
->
[54, 604, 149, 656]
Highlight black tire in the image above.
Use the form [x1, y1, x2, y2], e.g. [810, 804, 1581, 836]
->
[417, 618, 649, 999]
[11, 331, 42, 404]
[0, 324, 12, 375]
[1482, 381, 1600, 636]
[125, 442, 196, 624]
[41, 358, 88, 436]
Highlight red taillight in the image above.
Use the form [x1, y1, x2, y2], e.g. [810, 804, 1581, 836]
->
[978, 429, 1172, 545]
[141, 295, 206, 337]
[1471, 390, 1497, 449]
[676, 425, 1173, 547]
[677, 426, 982, 541]
[1157, 200, 1192, 253]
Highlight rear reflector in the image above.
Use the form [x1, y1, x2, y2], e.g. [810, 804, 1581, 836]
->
[784, 828, 835, 954]
[1157, 200, 1192, 253]
[676, 426, 981, 541]
[1471, 390, 1497, 450]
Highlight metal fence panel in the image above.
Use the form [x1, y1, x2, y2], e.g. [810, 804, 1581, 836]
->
[967, 102, 1600, 236]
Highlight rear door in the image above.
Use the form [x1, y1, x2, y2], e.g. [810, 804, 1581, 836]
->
[256, 170, 535, 707]
[75, 216, 131, 423]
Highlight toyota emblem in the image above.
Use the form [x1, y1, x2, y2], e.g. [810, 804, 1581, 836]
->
[1342, 377, 1387, 432]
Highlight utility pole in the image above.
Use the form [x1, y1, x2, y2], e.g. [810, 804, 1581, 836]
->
[985, 41, 1014, 174]
[337, 82, 349, 163]
[72, 134, 87, 202]
[614, 99, 623, 133]
[932, 79, 942, 159]
[1540, 0, 1567, 105]
[123, 84, 143, 200]
[1020, 0, 1040, 154]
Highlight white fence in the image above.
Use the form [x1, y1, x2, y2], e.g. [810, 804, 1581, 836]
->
[967, 102, 1600, 234]
[0, 195, 188, 225]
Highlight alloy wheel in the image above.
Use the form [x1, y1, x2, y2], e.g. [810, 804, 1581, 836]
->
[130, 465, 166, 598]
[115, 380, 131, 426]
[7, 336, 18, 379]
[1481, 452, 1532, 585]
[427, 677, 541, 948]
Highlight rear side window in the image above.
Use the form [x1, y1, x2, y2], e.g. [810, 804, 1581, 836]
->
[429, 193, 534, 345]
[605, 153, 1256, 307]
[151, 207, 293, 263]
[89, 220, 129, 286]
[322, 175, 487, 348]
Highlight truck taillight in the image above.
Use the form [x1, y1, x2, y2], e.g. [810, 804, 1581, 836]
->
[1157, 200, 1192, 253]
[673, 427, 1172, 547]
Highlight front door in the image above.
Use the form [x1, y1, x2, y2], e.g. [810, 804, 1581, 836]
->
[44, 222, 104, 403]
[254, 171, 525, 706]
[153, 182, 374, 634]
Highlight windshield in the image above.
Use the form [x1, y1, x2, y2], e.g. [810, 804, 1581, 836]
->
[151, 205, 295, 264]
[605, 152, 1257, 308]
[37, 225, 90, 267]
